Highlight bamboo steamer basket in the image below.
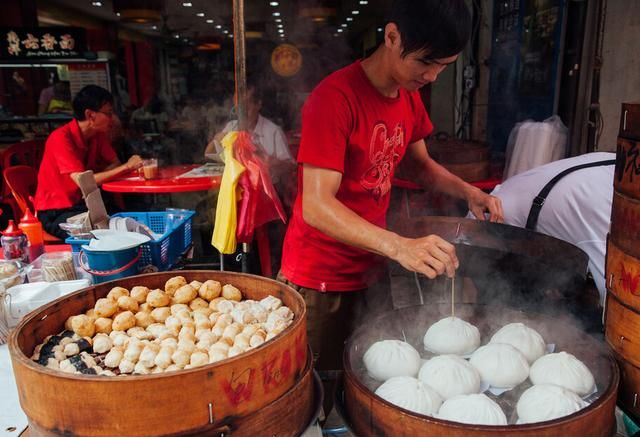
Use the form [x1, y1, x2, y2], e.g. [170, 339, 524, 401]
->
[610, 191, 640, 259]
[9, 271, 311, 437]
[343, 304, 618, 437]
[611, 349, 640, 419]
[605, 292, 640, 368]
[605, 236, 640, 310]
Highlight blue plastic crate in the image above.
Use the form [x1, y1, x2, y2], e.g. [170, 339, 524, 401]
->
[66, 210, 195, 271]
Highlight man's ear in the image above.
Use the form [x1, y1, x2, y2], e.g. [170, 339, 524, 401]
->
[384, 22, 402, 51]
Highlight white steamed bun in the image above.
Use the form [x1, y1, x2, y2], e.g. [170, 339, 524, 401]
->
[375, 376, 443, 416]
[423, 316, 480, 355]
[363, 340, 422, 382]
[469, 343, 529, 388]
[490, 322, 546, 364]
[517, 384, 586, 424]
[437, 393, 507, 425]
[418, 354, 481, 400]
[529, 352, 595, 396]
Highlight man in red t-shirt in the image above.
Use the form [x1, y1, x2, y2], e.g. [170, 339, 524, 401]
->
[35, 85, 143, 238]
[279, 0, 504, 414]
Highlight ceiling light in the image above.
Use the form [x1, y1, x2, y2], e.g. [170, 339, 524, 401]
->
[352, 10, 360, 14]
[275, 18, 282, 22]
[215, 24, 222, 29]
[337, 29, 343, 33]
[272, 12, 280, 16]
[183, 38, 188, 42]
[346, 17, 353, 21]
[277, 24, 283, 28]
[377, 27, 383, 32]
[182, 2, 192, 7]
[175, 34, 180, 38]
[223, 30, 229, 34]
[91, 1, 103, 6]
[196, 12, 204, 17]
[151, 25, 158, 29]
[341, 23, 347, 27]
[228, 34, 233, 38]
[270, 1, 279, 6]
[278, 29, 284, 33]
[116, 12, 120, 16]
[359, 0, 368, 4]
[334, 33, 338, 37]
[206, 19, 214, 23]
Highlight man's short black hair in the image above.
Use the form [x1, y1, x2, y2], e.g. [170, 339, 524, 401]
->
[72, 85, 114, 120]
[389, 0, 471, 61]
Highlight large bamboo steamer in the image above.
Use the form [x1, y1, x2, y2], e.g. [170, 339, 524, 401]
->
[610, 191, 640, 259]
[611, 349, 640, 419]
[619, 103, 640, 141]
[605, 236, 640, 310]
[343, 304, 618, 437]
[9, 271, 310, 437]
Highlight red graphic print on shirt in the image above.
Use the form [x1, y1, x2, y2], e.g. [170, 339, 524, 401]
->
[360, 122, 404, 201]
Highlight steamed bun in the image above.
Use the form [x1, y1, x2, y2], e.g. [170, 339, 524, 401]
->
[490, 323, 546, 364]
[418, 355, 481, 399]
[363, 340, 422, 382]
[437, 393, 507, 425]
[529, 352, 595, 396]
[423, 317, 480, 355]
[517, 384, 586, 424]
[469, 343, 529, 388]
[375, 376, 442, 416]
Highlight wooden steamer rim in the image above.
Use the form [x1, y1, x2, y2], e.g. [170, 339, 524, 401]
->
[615, 138, 640, 199]
[343, 304, 619, 437]
[9, 271, 309, 437]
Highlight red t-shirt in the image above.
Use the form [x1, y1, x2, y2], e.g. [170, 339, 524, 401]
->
[281, 61, 433, 291]
[34, 119, 117, 211]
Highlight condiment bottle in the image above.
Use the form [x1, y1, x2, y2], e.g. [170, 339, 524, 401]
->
[1, 220, 27, 262]
[18, 208, 44, 262]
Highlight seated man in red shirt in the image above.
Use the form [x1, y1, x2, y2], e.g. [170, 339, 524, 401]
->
[35, 85, 143, 239]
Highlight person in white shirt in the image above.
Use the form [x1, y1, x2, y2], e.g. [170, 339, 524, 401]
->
[204, 84, 294, 185]
[477, 152, 615, 305]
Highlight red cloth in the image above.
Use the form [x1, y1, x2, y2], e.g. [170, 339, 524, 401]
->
[233, 131, 286, 243]
[34, 119, 117, 211]
[281, 61, 433, 291]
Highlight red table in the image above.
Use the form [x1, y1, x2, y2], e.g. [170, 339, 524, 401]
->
[101, 165, 222, 193]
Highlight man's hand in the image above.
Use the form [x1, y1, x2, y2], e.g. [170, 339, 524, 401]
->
[467, 187, 504, 223]
[126, 155, 143, 171]
[388, 234, 459, 279]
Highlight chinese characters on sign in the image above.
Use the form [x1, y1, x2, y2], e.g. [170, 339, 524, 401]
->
[1, 27, 86, 59]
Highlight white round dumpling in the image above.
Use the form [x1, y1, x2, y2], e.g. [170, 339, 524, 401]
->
[529, 352, 595, 396]
[363, 340, 421, 382]
[418, 355, 481, 400]
[490, 323, 546, 364]
[423, 317, 480, 355]
[375, 376, 442, 416]
[517, 384, 586, 424]
[437, 393, 507, 425]
[469, 343, 529, 388]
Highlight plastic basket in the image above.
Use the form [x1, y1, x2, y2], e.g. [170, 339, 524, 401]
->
[65, 210, 195, 271]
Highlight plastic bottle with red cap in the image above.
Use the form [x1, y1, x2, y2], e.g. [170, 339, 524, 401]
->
[1, 220, 27, 261]
[18, 208, 44, 262]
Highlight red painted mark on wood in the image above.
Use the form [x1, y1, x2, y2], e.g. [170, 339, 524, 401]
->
[281, 349, 292, 379]
[221, 368, 255, 406]
[295, 333, 306, 368]
[261, 356, 280, 392]
[621, 263, 640, 296]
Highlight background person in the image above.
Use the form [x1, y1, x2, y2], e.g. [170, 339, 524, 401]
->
[34, 85, 143, 239]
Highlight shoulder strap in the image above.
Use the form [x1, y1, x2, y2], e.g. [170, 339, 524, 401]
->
[525, 159, 616, 231]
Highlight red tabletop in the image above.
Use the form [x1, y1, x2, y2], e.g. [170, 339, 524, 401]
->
[101, 165, 222, 194]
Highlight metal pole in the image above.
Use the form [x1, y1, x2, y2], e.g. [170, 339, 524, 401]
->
[232, 0, 251, 272]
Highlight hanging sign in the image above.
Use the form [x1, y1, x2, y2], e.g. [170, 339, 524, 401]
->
[271, 44, 302, 78]
[0, 27, 87, 60]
